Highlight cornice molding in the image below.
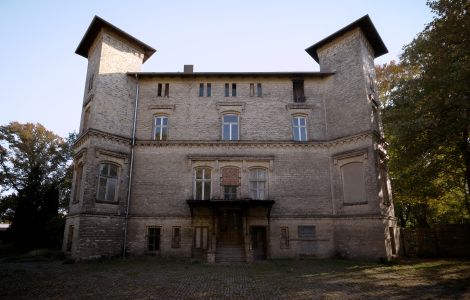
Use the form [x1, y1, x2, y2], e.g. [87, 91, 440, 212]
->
[74, 129, 131, 150]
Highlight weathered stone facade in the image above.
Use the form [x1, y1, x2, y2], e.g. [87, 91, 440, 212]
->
[63, 15, 398, 262]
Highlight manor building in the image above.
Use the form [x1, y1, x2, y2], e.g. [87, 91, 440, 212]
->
[63, 15, 398, 262]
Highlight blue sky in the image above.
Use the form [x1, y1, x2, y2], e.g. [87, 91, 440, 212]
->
[0, 0, 433, 137]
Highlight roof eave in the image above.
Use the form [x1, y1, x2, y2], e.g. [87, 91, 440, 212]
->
[305, 15, 388, 63]
[75, 16, 156, 63]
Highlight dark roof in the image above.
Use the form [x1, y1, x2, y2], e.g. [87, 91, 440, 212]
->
[75, 16, 156, 63]
[305, 15, 388, 63]
[127, 71, 334, 78]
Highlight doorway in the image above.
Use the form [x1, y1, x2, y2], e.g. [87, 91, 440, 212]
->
[251, 226, 267, 260]
[218, 209, 242, 245]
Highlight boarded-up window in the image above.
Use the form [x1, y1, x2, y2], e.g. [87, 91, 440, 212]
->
[172, 227, 181, 248]
[280, 227, 289, 249]
[221, 167, 240, 186]
[72, 163, 83, 203]
[298, 225, 316, 238]
[147, 227, 161, 251]
[82, 106, 90, 132]
[341, 162, 366, 203]
[194, 226, 208, 249]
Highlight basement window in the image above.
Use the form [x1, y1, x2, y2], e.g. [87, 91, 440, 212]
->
[298, 225, 316, 238]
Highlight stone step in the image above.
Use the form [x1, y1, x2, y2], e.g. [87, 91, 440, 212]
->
[216, 245, 245, 263]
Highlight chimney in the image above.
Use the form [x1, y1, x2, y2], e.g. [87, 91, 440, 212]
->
[184, 65, 194, 73]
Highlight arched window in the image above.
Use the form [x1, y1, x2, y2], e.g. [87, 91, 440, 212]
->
[194, 168, 211, 200]
[222, 114, 239, 141]
[249, 168, 267, 200]
[292, 116, 307, 141]
[154, 116, 168, 140]
[97, 163, 118, 202]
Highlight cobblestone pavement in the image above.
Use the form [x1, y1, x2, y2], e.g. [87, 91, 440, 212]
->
[0, 257, 469, 299]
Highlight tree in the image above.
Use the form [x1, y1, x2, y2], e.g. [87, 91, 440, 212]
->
[0, 122, 74, 249]
[377, 0, 470, 227]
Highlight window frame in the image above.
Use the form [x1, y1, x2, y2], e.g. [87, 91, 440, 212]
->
[257, 83, 262, 97]
[292, 115, 308, 142]
[222, 113, 240, 141]
[298, 225, 316, 239]
[280, 226, 289, 249]
[194, 226, 209, 249]
[153, 115, 169, 141]
[72, 163, 83, 204]
[293, 80, 305, 102]
[206, 83, 211, 97]
[199, 83, 204, 97]
[172, 226, 181, 248]
[194, 167, 212, 200]
[96, 162, 119, 203]
[147, 226, 161, 252]
[249, 168, 267, 200]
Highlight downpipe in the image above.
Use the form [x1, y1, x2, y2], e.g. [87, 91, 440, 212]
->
[122, 74, 139, 257]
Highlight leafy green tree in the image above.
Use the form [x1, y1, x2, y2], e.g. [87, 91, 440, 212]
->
[377, 0, 470, 227]
[0, 122, 74, 248]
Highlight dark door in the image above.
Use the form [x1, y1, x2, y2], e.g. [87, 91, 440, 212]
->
[218, 210, 242, 245]
[251, 226, 267, 260]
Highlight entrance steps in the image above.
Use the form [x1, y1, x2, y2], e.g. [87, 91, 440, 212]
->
[215, 243, 245, 263]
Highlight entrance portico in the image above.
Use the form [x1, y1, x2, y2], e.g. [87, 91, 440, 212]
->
[187, 199, 274, 262]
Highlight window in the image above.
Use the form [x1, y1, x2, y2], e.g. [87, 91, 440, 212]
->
[199, 83, 204, 97]
[97, 163, 118, 202]
[147, 227, 161, 251]
[225, 83, 230, 97]
[222, 114, 239, 141]
[250, 83, 255, 97]
[164, 83, 170, 97]
[257, 83, 262, 97]
[72, 163, 83, 203]
[87, 74, 94, 92]
[194, 168, 211, 200]
[232, 83, 237, 97]
[154, 116, 168, 140]
[249, 168, 266, 200]
[280, 227, 289, 249]
[224, 186, 237, 200]
[292, 116, 307, 141]
[157, 83, 162, 96]
[293, 80, 305, 102]
[194, 226, 208, 249]
[341, 162, 366, 204]
[199, 83, 211, 97]
[389, 227, 397, 255]
[298, 225, 316, 238]
[66, 225, 74, 252]
[172, 227, 181, 248]
[82, 106, 90, 132]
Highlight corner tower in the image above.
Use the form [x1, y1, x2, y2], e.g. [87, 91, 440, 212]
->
[63, 16, 155, 259]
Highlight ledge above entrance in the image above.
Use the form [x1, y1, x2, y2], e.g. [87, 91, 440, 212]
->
[186, 199, 275, 208]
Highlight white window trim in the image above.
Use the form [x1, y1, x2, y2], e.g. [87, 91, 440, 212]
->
[96, 163, 119, 203]
[222, 114, 240, 141]
[292, 116, 307, 141]
[194, 168, 212, 200]
[249, 168, 267, 200]
[154, 115, 168, 140]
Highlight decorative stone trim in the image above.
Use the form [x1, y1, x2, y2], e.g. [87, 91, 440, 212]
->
[95, 147, 129, 162]
[333, 148, 368, 165]
[83, 93, 94, 107]
[147, 104, 175, 114]
[216, 102, 246, 113]
[73, 129, 131, 149]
